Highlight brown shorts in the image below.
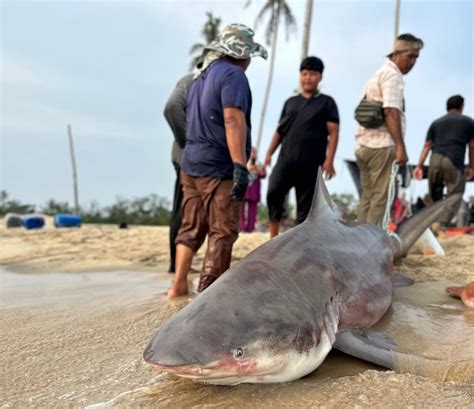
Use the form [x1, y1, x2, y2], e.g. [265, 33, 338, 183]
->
[176, 171, 241, 280]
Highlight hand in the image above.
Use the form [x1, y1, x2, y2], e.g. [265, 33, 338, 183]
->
[230, 162, 249, 202]
[259, 167, 267, 178]
[322, 159, 336, 180]
[395, 147, 408, 166]
[413, 166, 424, 180]
[247, 162, 258, 173]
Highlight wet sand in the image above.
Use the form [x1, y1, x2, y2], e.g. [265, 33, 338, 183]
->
[1, 222, 473, 407]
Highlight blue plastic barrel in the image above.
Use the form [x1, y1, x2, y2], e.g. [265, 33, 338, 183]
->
[22, 215, 45, 229]
[54, 214, 81, 228]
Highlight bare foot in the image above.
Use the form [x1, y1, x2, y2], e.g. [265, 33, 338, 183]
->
[446, 282, 474, 308]
[168, 280, 188, 298]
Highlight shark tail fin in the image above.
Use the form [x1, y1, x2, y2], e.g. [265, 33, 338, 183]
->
[391, 193, 462, 260]
[305, 167, 342, 223]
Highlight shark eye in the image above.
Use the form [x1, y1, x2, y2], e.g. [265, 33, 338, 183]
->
[234, 347, 244, 359]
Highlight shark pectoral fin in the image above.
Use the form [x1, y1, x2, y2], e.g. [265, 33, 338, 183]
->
[334, 330, 398, 370]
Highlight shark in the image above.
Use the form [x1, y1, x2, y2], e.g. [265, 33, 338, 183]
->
[144, 169, 459, 385]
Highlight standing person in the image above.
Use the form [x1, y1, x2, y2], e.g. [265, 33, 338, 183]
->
[164, 73, 193, 273]
[168, 24, 267, 297]
[240, 147, 265, 233]
[262, 56, 340, 238]
[413, 95, 474, 228]
[355, 33, 423, 225]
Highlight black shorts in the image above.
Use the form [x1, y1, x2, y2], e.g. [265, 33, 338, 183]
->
[266, 161, 319, 224]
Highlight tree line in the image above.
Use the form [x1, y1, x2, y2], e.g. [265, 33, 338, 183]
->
[0, 191, 171, 226]
[1, 190, 357, 226]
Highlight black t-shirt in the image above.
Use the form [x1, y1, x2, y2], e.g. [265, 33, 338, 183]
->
[427, 113, 474, 171]
[276, 93, 339, 169]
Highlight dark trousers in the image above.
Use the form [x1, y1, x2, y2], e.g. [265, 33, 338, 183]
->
[168, 162, 183, 272]
[267, 161, 319, 225]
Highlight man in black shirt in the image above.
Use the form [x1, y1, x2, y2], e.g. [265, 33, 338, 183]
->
[414, 95, 474, 227]
[262, 56, 340, 238]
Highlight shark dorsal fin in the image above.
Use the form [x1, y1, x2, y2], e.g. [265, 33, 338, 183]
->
[305, 167, 342, 223]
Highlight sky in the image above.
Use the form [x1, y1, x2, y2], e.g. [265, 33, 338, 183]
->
[1, 0, 473, 210]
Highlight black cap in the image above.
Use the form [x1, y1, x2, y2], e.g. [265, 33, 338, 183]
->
[300, 56, 324, 73]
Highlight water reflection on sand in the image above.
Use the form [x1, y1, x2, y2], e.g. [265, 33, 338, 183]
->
[1, 268, 472, 408]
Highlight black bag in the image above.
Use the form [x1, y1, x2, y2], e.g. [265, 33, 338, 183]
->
[354, 97, 384, 129]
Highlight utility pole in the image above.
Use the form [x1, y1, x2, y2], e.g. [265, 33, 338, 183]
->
[67, 124, 79, 214]
[394, 0, 401, 43]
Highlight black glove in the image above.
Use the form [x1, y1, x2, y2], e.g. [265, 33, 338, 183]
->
[230, 162, 249, 202]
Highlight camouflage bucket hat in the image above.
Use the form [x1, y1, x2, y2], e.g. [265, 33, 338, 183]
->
[206, 23, 268, 60]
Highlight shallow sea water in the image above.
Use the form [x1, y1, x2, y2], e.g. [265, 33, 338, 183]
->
[1, 267, 472, 408]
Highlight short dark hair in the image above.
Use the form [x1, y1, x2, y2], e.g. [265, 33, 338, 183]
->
[397, 33, 424, 49]
[300, 56, 324, 74]
[447, 95, 464, 110]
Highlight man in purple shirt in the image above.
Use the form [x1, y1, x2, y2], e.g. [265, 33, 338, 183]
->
[168, 24, 267, 297]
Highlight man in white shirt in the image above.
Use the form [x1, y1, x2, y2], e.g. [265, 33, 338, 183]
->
[355, 33, 423, 224]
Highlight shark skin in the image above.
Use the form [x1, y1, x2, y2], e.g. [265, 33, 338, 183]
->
[143, 169, 460, 385]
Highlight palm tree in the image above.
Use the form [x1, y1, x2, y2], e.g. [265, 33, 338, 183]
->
[251, 0, 296, 153]
[189, 12, 222, 70]
[301, 0, 314, 60]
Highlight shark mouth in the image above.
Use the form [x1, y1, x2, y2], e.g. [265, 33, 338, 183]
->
[147, 358, 277, 385]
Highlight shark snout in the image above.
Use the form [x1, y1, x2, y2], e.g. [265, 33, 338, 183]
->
[143, 341, 156, 364]
[143, 327, 216, 369]
[143, 337, 190, 367]
[143, 335, 228, 380]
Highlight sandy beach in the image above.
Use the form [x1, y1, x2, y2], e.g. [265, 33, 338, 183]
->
[1, 221, 473, 407]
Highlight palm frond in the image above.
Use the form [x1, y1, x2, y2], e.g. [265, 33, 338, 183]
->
[189, 43, 205, 55]
[189, 12, 222, 71]
[254, 2, 273, 31]
[254, 1, 296, 45]
[282, 4, 297, 41]
[202, 12, 221, 43]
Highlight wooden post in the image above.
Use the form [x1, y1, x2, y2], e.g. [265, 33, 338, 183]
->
[67, 124, 79, 214]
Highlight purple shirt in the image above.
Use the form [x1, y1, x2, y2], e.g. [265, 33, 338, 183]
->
[244, 174, 262, 202]
[181, 59, 252, 180]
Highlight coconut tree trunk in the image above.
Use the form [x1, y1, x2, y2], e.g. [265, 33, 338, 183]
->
[394, 0, 401, 43]
[255, 4, 280, 154]
[301, 0, 313, 60]
[67, 124, 79, 214]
